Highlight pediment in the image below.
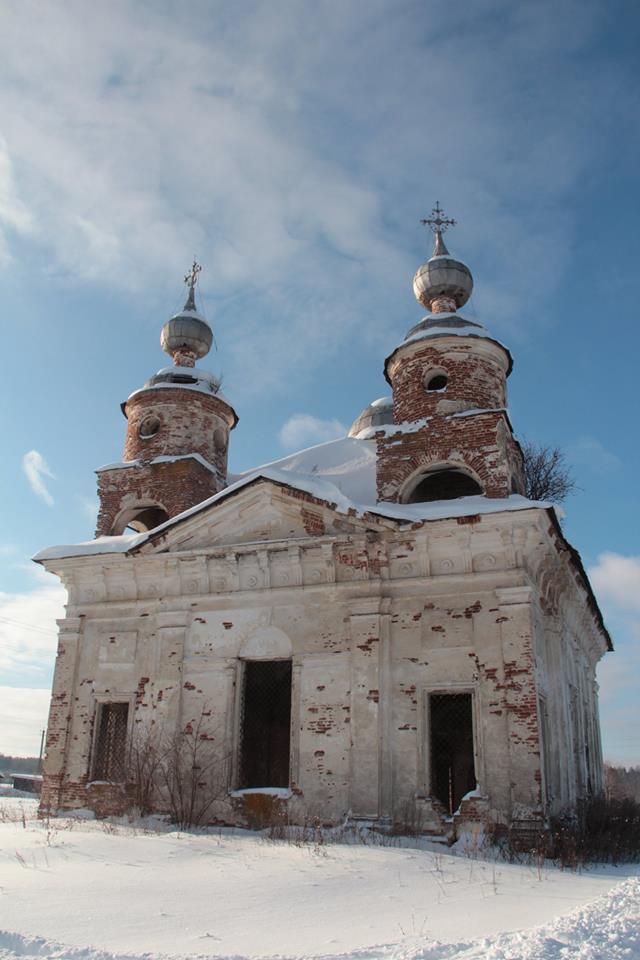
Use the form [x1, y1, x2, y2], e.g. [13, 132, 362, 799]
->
[135, 477, 387, 555]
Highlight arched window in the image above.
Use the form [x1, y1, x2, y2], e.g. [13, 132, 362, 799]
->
[406, 469, 483, 503]
[125, 506, 170, 532]
[110, 503, 170, 535]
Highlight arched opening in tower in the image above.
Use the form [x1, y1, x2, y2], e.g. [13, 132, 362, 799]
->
[125, 506, 170, 533]
[406, 469, 483, 503]
[111, 504, 170, 535]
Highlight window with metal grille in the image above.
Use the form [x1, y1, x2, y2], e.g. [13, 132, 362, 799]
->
[92, 702, 129, 781]
[429, 693, 476, 815]
[238, 660, 292, 788]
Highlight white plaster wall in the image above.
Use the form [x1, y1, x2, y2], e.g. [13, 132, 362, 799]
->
[41, 504, 609, 829]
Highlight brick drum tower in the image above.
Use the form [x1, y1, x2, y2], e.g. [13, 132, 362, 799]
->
[96, 261, 238, 536]
[377, 204, 524, 504]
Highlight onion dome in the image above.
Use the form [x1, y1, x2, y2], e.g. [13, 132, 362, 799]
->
[160, 259, 213, 367]
[348, 396, 394, 438]
[412, 204, 473, 314]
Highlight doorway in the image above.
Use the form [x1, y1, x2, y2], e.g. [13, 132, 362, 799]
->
[429, 692, 476, 814]
[238, 660, 292, 788]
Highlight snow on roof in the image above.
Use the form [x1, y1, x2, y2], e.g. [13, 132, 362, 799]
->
[126, 365, 232, 406]
[354, 408, 508, 440]
[156, 364, 218, 384]
[34, 435, 550, 562]
[96, 453, 219, 475]
[240, 436, 379, 505]
[372, 493, 545, 522]
[402, 321, 492, 346]
[354, 417, 432, 440]
[34, 533, 143, 561]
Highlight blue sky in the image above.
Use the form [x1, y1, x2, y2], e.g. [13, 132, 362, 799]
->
[0, 0, 638, 762]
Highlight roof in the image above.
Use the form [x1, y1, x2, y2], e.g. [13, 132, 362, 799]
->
[35, 435, 550, 561]
[33, 433, 612, 650]
[384, 312, 514, 380]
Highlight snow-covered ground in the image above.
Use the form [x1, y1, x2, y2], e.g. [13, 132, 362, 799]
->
[0, 799, 638, 960]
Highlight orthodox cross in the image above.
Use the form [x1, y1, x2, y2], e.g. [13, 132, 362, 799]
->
[420, 202, 456, 235]
[184, 257, 202, 293]
[183, 257, 202, 310]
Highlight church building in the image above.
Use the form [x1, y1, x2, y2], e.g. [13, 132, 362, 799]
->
[36, 207, 611, 836]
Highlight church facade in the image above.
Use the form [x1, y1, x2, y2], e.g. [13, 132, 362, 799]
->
[36, 212, 611, 835]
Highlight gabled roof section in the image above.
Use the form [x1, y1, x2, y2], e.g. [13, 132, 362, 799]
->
[32, 433, 612, 650]
[34, 434, 551, 562]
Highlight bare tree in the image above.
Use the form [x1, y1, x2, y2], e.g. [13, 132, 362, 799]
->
[126, 722, 167, 817]
[605, 763, 640, 803]
[124, 708, 231, 828]
[159, 711, 230, 829]
[521, 440, 577, 504]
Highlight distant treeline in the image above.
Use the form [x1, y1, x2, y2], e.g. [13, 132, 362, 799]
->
[0, 754, 40, 775]
[605, 763, 640, 802]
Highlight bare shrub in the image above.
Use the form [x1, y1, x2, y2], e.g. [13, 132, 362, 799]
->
[550, 796, 640, 867]
[390, 799, 425, 837]
[158, 711, 230, 830]
[124, 708, 230, 829]
[126, 723, 167, 817]
[497, 797, 640, 868]
[521, 440, 577, 504]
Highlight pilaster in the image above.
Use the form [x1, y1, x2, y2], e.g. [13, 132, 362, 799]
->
[495, 586, 542, 817]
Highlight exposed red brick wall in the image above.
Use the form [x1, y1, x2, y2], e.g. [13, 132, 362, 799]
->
[123, 388, 235, 468]
[376, 411, 521, 502]
[40, 776, 132, 819]
[96, 457, 219, 536]
[387, 341, 507, 424]
[378, 335, 523, 503]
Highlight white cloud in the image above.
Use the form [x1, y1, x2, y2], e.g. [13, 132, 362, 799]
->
[279, 414, 347, 451]
[0, 136, 35, 266]
[0, 1, 629, 391]
[0, 687, 51, 756]
[0, 582, 66, 686]
[589, 553, 640, 615]
[588, 552, 640, 765]
[570, 437, 623, 475]
[22, 450, 55, 506]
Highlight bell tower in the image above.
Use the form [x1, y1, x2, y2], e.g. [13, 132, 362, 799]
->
[96, 260, 238, 536]
[376, 205, 524, 503]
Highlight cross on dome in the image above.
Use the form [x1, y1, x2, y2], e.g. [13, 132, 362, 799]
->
[183, 257, 202, 311]
[420, 202, 456, 235]
[420, 202, 457, 258]
[413, 203, 472, 311]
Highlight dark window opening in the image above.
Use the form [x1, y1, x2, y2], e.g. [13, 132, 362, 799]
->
[238, 660, 292, 788]
[407, 470, 483, 503]
[139, 415, 160, 439]
[92, 702, 129, 781]
[124, 506, 170, 533]
[426, 373, 448, 391]
[430, 693, 476, 815]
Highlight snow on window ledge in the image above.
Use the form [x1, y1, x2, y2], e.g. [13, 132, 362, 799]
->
[229, 787, 292, 799]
